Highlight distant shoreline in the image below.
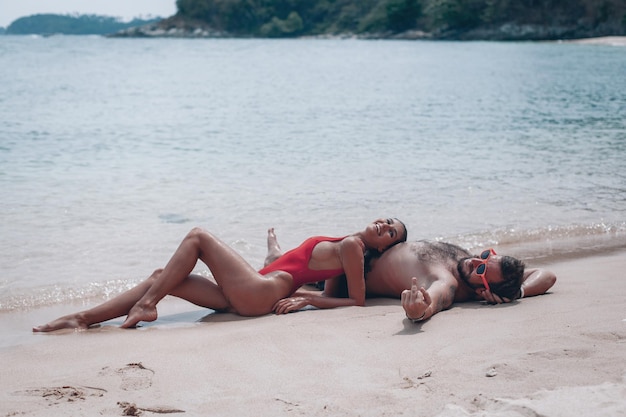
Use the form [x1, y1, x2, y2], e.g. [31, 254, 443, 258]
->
[4, 33, 626, 45]
[108, 27, 626, 44]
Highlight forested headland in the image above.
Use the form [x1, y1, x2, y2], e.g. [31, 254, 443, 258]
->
[122, 0, 626, 40]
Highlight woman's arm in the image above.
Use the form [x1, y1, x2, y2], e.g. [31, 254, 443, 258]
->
[273, 292, 362, 314]
[338, 236, 366, 306]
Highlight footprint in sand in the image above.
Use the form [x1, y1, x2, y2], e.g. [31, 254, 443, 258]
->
[114, 363, 155, 391]
[14, 385, 107, 405]
[527, 348, 593, 360]
[118, 401, 185, 415]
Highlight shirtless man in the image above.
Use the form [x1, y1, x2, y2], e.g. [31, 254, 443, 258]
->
[267, 232, 556, 322]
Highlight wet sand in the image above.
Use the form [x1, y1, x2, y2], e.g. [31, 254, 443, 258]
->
[1, 247, 625, 416]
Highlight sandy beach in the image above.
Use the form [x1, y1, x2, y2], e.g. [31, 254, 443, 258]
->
[565, 35, 626, 46]
[1, 248, 624, 417]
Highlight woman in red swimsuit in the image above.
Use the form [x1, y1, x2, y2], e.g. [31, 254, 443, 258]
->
[33, 218, 407, 332]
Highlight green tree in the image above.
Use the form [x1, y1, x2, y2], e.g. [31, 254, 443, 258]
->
[423, 0, 485, 30]
[387, 0, 421, 31]
[260, 11, 304, 36]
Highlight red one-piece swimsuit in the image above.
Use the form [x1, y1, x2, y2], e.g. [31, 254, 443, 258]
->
[258, 236, 346, 292]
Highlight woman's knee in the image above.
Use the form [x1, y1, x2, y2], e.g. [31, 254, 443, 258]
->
[186, 227, 220, 246]
[186, 226, 207, 240]
[147, 268, 164, 283]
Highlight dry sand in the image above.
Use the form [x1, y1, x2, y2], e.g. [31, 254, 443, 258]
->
[1, 248, 625, 417]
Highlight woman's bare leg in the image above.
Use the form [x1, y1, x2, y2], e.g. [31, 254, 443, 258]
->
[264, 228, 283, 266]
[169, 274, 231, 311]
[33, 270, 232, 332]
[121, 227, 293, 328]
[33, 269, 161, 332]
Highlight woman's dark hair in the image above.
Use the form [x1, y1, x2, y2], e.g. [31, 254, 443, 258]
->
[396, 218, 408, 243]
[489, 256, 525, 299]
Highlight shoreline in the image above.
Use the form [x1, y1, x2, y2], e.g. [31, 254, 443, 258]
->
[105, 16, 626, 44]
[1, 230, 625, 314]
[494, 231, 626, 266]
[1, 249, 625, 416]
[4, 31, 626, 45]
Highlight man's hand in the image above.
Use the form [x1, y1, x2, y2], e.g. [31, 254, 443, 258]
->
[478, 289, 511, 304]
[401, 277, 432, 320]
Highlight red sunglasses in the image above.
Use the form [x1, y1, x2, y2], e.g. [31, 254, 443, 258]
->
[476, 248, 497, 292]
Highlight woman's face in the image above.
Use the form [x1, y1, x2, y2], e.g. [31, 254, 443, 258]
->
[364, 218, 406, 251]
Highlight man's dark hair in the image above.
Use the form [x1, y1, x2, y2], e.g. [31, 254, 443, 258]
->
[489, 256, 525, 299]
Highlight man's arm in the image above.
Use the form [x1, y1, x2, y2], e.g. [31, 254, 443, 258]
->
[482, 267, 557, 303]
[402, 277, 456, 322]
[520, 268, 557, 297]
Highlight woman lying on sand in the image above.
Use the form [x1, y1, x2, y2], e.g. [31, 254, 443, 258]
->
[33, 218, 407, 332]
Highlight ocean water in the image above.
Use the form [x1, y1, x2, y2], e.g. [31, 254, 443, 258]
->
[0, 35, 625, 312]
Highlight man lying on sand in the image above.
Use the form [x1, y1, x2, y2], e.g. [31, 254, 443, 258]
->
[268, 232, 556, 322]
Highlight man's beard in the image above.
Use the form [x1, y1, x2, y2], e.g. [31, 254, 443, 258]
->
[457, 257, 476, 289]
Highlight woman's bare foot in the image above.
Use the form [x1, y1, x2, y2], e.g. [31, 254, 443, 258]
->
[120, 303, 158, 328]
[264, 228, 283, 266]
[267, 228, 281, 251]
[32, 313, 89, 332]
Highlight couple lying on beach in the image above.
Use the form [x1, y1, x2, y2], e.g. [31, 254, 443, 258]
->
[33, 217, 556, 332]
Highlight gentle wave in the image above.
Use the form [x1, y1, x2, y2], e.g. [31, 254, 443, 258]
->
[2, 222, 624, 312]
[449, 221, 626, 251]
[0, 279, 142, 312]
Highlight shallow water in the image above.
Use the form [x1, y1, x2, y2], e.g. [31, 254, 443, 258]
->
[0, 35, 625, 311]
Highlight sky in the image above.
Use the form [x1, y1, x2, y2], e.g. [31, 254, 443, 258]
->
[0, 0, 178, 28]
